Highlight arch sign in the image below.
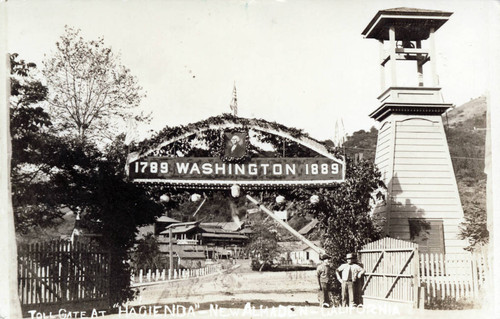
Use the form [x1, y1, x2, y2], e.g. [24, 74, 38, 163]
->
[126, 118, 345, 188]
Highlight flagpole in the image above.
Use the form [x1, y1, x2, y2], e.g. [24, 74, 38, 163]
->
[230, 81, 238, 117]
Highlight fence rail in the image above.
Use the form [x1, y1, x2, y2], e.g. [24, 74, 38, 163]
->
[419, 252, 487, 303]
[131, 264, 223, 285]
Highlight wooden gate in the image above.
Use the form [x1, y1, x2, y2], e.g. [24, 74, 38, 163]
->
[18, 239, 111, 314]
[359, 238, 420, 310]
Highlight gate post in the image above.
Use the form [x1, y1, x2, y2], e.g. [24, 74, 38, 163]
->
[413, 247, 420, 309]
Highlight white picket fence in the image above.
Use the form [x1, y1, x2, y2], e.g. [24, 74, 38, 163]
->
[419, 252, 488, 303]
[131, 264, 222, 285]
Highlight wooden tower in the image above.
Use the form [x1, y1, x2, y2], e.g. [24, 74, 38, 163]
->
[362, 8, 466, 254]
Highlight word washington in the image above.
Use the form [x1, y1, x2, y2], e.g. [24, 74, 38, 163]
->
[129, 157, 344, 182]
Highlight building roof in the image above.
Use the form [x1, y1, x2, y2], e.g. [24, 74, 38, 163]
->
[156, 215, 181, 223]
[278, 240, 321, 252]
[362, 7, 452, 41]
[201, 233, 248, 240]
[177, 250, 206, 259]
[380, 7, 451, 13]
[201, 221, 243, 232]
[298, 218, 319, 235]
[160, 224, 198, 235]
[158, 220, 249, 237]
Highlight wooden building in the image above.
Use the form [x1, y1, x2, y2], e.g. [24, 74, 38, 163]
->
[157, 220, 249, 261]
[363, 8, 467, 254]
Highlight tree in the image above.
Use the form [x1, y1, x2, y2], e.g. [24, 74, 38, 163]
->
[247, 220, 280, 271]
[9, 53, 65, 234]
[133, 233, 162, 271]
[458, 179, 488, 251]
[10, 55, 164, 304]
[43, 26, 146, 143]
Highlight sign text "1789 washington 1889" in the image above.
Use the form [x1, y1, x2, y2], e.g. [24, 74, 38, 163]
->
[129, 157, 344, 182]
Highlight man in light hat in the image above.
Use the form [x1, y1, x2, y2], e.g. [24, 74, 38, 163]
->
[316, 253, 332, 307]
[336, 253, 365, 307]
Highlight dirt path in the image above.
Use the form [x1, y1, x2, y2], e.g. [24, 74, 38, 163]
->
[128, 260, 319, 307]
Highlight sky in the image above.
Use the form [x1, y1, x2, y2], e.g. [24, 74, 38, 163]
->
[5, 0, 500, 141]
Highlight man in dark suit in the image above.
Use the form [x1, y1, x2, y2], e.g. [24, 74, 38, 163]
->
[225, 135, 245, 157]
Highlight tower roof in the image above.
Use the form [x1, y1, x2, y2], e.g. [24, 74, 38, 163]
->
[362, 7, 453, 41]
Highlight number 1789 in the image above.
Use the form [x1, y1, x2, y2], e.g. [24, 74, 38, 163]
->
[134, 161, 169, 174]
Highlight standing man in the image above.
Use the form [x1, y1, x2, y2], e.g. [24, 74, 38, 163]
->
[316, 254, 331, 307]
[336, 253, 365, 307]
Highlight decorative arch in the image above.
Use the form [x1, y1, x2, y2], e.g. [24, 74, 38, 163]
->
[126, 115, 345, 187]
[127, 115, 343, 165]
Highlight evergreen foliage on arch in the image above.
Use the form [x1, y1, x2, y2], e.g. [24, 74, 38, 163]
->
[128, 113, 343, 164]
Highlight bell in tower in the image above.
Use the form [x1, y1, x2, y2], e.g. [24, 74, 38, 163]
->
[362, 8, 466, 255]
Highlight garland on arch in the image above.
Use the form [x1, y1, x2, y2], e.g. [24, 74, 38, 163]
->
[131, 113, 329, 157]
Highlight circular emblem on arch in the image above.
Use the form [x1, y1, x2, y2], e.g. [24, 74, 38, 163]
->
[126, 115, 345, 189]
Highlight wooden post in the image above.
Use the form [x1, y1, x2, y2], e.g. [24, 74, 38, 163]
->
[429, 27, 438, 86]
[413, 248, 419, 309]
[379, 39, 386, 90]
[416, 40, 424, 86]
[169, 228, 174, 277]
[388, 26, 397, 86]
[472, 254, 479, 297]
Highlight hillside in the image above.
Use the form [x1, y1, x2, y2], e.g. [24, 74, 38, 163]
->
[444, 96, 487, 129]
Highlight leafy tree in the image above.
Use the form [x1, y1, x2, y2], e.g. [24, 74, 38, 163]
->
[458, 179, 488, 250]
[133, 233, 162, 271]
[247, 220, 280, 271]
[9, 53, 65, 234]
[10, 54, 163, 304]
[42, 26, 146, 143]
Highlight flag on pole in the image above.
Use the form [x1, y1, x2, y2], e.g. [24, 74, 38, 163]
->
[229, 81, 238, 116]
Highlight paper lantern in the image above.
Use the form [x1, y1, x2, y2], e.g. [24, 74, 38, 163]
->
[310, 195, 320, 205]
[276, 195, 285, 204]
[159, 194, 170, 203]
[231, 184, 241, 198]
[191, 193, 202, 202]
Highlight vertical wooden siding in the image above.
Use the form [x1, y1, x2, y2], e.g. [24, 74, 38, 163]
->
[360, 238, 419, 304]
[387, 116, 465, 253]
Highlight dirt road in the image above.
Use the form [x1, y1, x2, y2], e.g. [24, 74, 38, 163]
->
[128, 260, 319, 307]
[115, 260, 490, 319]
